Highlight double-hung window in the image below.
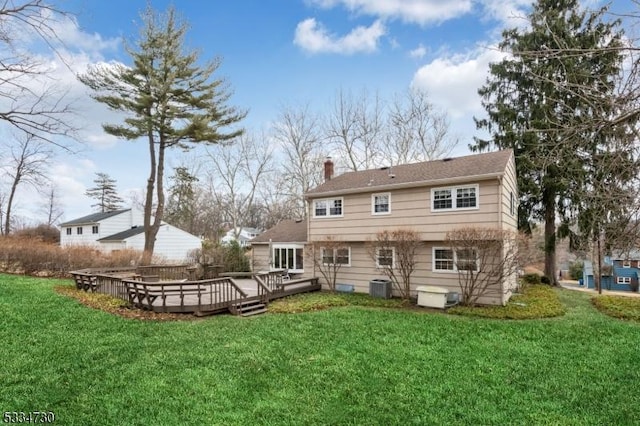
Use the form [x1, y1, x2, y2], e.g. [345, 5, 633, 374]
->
[76, 227, 83, 235]
[431, 185, 478, 211]
[66, 228, 72, 235]
[314, 198, 343, 217]
[321, 247, 351, 266]
[372, 193, 390, 215]
[617, 276, 632, 284]
[376, 248, 394, 268]
[433, 247, 478, 272]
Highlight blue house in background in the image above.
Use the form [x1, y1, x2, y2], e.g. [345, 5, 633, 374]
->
[582, 251, 640, 292]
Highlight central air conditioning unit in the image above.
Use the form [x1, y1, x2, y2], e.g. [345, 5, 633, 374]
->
[369, 278, 392, 299]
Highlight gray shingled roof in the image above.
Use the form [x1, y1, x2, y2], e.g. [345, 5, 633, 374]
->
[59, 209, 131, 226]
[251, 219, 307, 244]
[305, 149, 513, 197]
[97, 226, 146, 241]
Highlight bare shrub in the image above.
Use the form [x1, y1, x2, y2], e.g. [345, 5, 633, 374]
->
[306, 237, 350, 292]
[0, 237, 143, 277]
[368, 229, 421, 300]
[445, 227, 520, 306]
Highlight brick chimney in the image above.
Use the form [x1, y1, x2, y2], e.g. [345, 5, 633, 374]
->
[324, 157, 334, 181]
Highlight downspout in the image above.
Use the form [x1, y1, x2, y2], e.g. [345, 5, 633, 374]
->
[497, 176, 506, 305]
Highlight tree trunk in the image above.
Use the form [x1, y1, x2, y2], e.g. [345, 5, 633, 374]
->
[543, 188, 557, 285]
[142, 130, 157, 265]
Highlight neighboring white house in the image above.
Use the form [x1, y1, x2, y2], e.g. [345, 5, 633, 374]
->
[220, 227, 261, 247]
[59, 209, 202, 262]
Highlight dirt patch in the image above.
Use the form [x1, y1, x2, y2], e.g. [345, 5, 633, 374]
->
[54, 286, 200, 321]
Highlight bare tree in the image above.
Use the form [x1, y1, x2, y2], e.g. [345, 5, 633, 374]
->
[38, 185, 64, 226]
[445, 227, 520, 306]
[1, 132, 51, 234]
[271, 103, 325, 218]
[325, 88, 384, 171]
[368, 229, 421, 300]
[384, 88, 458, 165]
[206, 133, 272, 239]
[306, 237, 350, 292]
[0, 1, 76, 145]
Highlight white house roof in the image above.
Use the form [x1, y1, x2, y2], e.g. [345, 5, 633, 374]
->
[59, 209, 131, 226]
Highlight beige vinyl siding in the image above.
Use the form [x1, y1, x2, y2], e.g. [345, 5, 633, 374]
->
[251, 244, 271, 272]
[500, 155, 518, 231]
[308, 179, 501, 241]
[310, 242, 506, 305]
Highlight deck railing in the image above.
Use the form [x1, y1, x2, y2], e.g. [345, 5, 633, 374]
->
[122, 277, 250, 314]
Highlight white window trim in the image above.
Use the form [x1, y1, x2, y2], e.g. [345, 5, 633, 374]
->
[432, 247, 478, 273]
[375, 247, 395, 269]
[321, 246, 351, 267]
[431, 184, 480, 212]
[622, 260, 631, 268]
[76, 226, 83, 235]
[66, 228, 72, 235]
[371, 192, 391, 215]
[617, 276, 632, 284]
[313, 197, 344, 218]
[272, 244, 305, 273]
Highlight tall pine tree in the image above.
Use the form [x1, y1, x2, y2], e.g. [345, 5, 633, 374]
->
[80, 6, 245, 263]
[85, 172, 124, 213]
[472, 0, 628, 284]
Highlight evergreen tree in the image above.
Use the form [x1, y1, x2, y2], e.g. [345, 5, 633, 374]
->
[165, 166, 199, 234]
[85, 172, 124, 213]
[80, 6, 245, 263]
[472, 0, 629, 284]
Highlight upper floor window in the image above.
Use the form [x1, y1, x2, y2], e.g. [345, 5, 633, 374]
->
[372, 193, 390, 215]
[431, 185, 478, 211]
[376, 248, 395, 268]
[622, 260, 631, 268]
[76, 227, 83, 235]
[314, 198, 343, 217]
[321, 247, 351, 267]
[66, 228, 72, 235]
[92, 225, 99, 234]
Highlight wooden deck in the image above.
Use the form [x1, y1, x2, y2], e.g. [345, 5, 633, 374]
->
[70, 266, 320, 316]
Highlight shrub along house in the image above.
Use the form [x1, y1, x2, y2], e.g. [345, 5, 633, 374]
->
[253, 149, 518, 305]
[59, 208, 202, 262]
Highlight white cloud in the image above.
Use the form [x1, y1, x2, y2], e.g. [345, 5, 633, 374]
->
[478, 0, 530, 29]
[308, 0, 473, 25]
[409, 43, 427, 59]
[294, 18, 386, 54]
[411, 46, 507, 118]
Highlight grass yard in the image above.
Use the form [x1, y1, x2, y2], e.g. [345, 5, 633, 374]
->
[2, 275, 640, 425]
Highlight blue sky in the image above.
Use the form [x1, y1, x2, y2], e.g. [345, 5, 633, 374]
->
[7, 0, 635, 223]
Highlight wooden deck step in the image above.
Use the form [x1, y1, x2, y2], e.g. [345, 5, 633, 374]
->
[232, 300, 268, 317]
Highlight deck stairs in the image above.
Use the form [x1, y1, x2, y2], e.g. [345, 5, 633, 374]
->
[231, 299, 268, 317]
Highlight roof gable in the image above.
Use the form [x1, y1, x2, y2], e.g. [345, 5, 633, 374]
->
[305, 149, 513, 197]
[59, 209, 131, 226]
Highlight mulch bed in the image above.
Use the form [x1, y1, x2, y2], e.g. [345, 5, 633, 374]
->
[54, 285, 199, 321]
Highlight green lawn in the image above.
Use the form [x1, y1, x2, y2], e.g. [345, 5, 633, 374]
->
[2, 275, 640, 425]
